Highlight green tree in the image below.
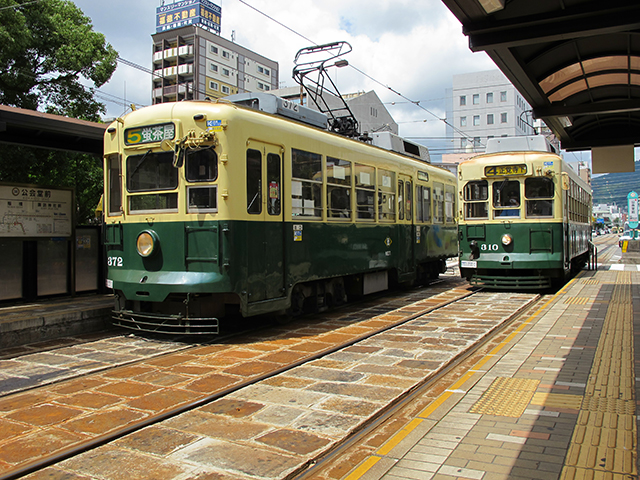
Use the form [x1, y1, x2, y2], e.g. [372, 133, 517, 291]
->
[0, 0, 117, 120]
[0, 146, 103, 224]
[0, 0, 117, 224]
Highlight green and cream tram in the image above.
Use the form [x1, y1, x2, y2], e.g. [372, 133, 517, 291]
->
[458, 136, 592, 289]
[103, 94, 458, 334]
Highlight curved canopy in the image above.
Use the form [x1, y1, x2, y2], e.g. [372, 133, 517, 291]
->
[442, 0, 640, 152]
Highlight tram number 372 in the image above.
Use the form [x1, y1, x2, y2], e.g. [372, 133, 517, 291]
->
[108, 256, 123, 267]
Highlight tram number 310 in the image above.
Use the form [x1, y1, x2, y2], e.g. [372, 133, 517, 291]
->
[480, 244, 499, 251]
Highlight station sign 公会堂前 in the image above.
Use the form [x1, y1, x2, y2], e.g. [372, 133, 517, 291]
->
[0, 185, 72, 237]
[156, 0, 221, 34]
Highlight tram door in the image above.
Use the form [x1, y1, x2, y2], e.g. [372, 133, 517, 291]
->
[246, 142, 285, 302]
[397, 175, 415, 278]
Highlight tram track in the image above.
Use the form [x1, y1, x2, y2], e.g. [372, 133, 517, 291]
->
[0, 277, 478, 480]
[0, 276, 456, 398]
[292, 293, 547, 480]
[1, 258, 602, 480]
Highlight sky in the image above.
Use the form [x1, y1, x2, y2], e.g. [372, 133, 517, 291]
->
[71, 0, 498, 158]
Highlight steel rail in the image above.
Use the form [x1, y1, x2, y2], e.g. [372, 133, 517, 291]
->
[0, 284, 475, 480]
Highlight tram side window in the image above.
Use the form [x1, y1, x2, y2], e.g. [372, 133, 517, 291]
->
[405, 181, 412, 221]
[327, 157, 352, 220]
[267, 153, 281, 216]
[378, 169, 396, 221]
[433, 182, 444, 224]
[355, 163, 375, 220]
[416, 185, 431, 223]
[445, 185, 455, 223]
[463, 180, 488, 219]
[398, 180, 404, 221]
[107, 154, 122, 216]
[525, 177, 554, 217]
[292, 148, 322, 218]
[246, 149, 262, 214]
[493, 179, 520, 218]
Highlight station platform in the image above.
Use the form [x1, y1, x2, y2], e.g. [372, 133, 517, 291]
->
[339, 245, 638, 479]
[0, 295, 113, 354]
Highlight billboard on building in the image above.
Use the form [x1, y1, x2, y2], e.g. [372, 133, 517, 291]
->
[156, 0, 221, 34]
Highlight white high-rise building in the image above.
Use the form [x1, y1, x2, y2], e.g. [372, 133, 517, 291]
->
[445, 69, 536, 157]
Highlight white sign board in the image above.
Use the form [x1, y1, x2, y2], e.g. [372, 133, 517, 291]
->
[0, 185, 72, 237]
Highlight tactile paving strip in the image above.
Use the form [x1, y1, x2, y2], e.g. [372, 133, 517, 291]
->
[560, 277, 637, 479]
[470, 377, 540, 417]
[564, 297, 591, 305]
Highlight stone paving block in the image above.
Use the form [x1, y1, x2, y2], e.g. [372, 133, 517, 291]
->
[316, 396, 381, 417]
[175, 438, 301, 478]
[256, 428, 331, 455]
[163, 410, 270, 441]
[113, 425, 200, 456]
[199, 398, 265, 418]
[95, 380, 159, 398]
[125, 388, 199, 412]
[289, 365, 365, 382]
[184, 373, 242, 393]
[0, 428, 88, 465]
[60, 446, 189, 480]
[290, 410, 361, 437]
[250, 404, 306, 426]
[55, 391, 122, 410]
[6, 403, 83, 426]
[0, 418, 32, 441]
[63, 408, 146, 435]
[307, 381, 401, 402]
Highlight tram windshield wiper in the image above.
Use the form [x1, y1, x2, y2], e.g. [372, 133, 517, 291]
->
[131, 149, 152, 177]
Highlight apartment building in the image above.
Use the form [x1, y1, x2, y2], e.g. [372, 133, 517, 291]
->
[151, 23, 278, 104]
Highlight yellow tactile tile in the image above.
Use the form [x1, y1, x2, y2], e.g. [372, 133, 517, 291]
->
[564, 297, 591, 305]
[470, 377, 540, 417]
[560, 277, 637, 478]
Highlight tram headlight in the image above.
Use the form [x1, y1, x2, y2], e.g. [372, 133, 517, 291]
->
[136, 230, 159, 257]
[501, 234, 513, 246]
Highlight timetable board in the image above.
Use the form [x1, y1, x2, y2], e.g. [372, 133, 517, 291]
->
[0, 185, 72, 237]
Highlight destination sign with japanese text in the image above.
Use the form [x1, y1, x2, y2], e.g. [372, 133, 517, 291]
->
[484, 165, 527, 177]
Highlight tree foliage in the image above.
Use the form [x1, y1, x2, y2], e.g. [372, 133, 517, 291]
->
[0, 0, 117, 225]
[0, 0, 117, 120]
[1, 146, 103, 224]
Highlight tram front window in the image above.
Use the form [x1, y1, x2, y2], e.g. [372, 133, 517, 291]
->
[463, 180, 488, 219]
[493, 179, 520, 218]
[525, 177, 554, 217]
[127, 151, 178, 213]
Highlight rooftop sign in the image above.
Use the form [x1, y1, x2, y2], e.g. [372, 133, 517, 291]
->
[156, 0, 221, 34]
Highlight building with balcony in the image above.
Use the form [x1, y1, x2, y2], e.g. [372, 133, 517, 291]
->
[151, 25, 278, 104]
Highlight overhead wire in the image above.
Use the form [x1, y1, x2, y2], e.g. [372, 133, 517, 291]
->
[233, 0, 477, 146]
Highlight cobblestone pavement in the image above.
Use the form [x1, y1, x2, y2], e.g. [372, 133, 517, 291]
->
[0, 286, 538, 479]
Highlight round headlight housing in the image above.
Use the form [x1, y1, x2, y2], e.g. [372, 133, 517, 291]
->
[501, 234, 513, 246]
[136, 230, 158, 257]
